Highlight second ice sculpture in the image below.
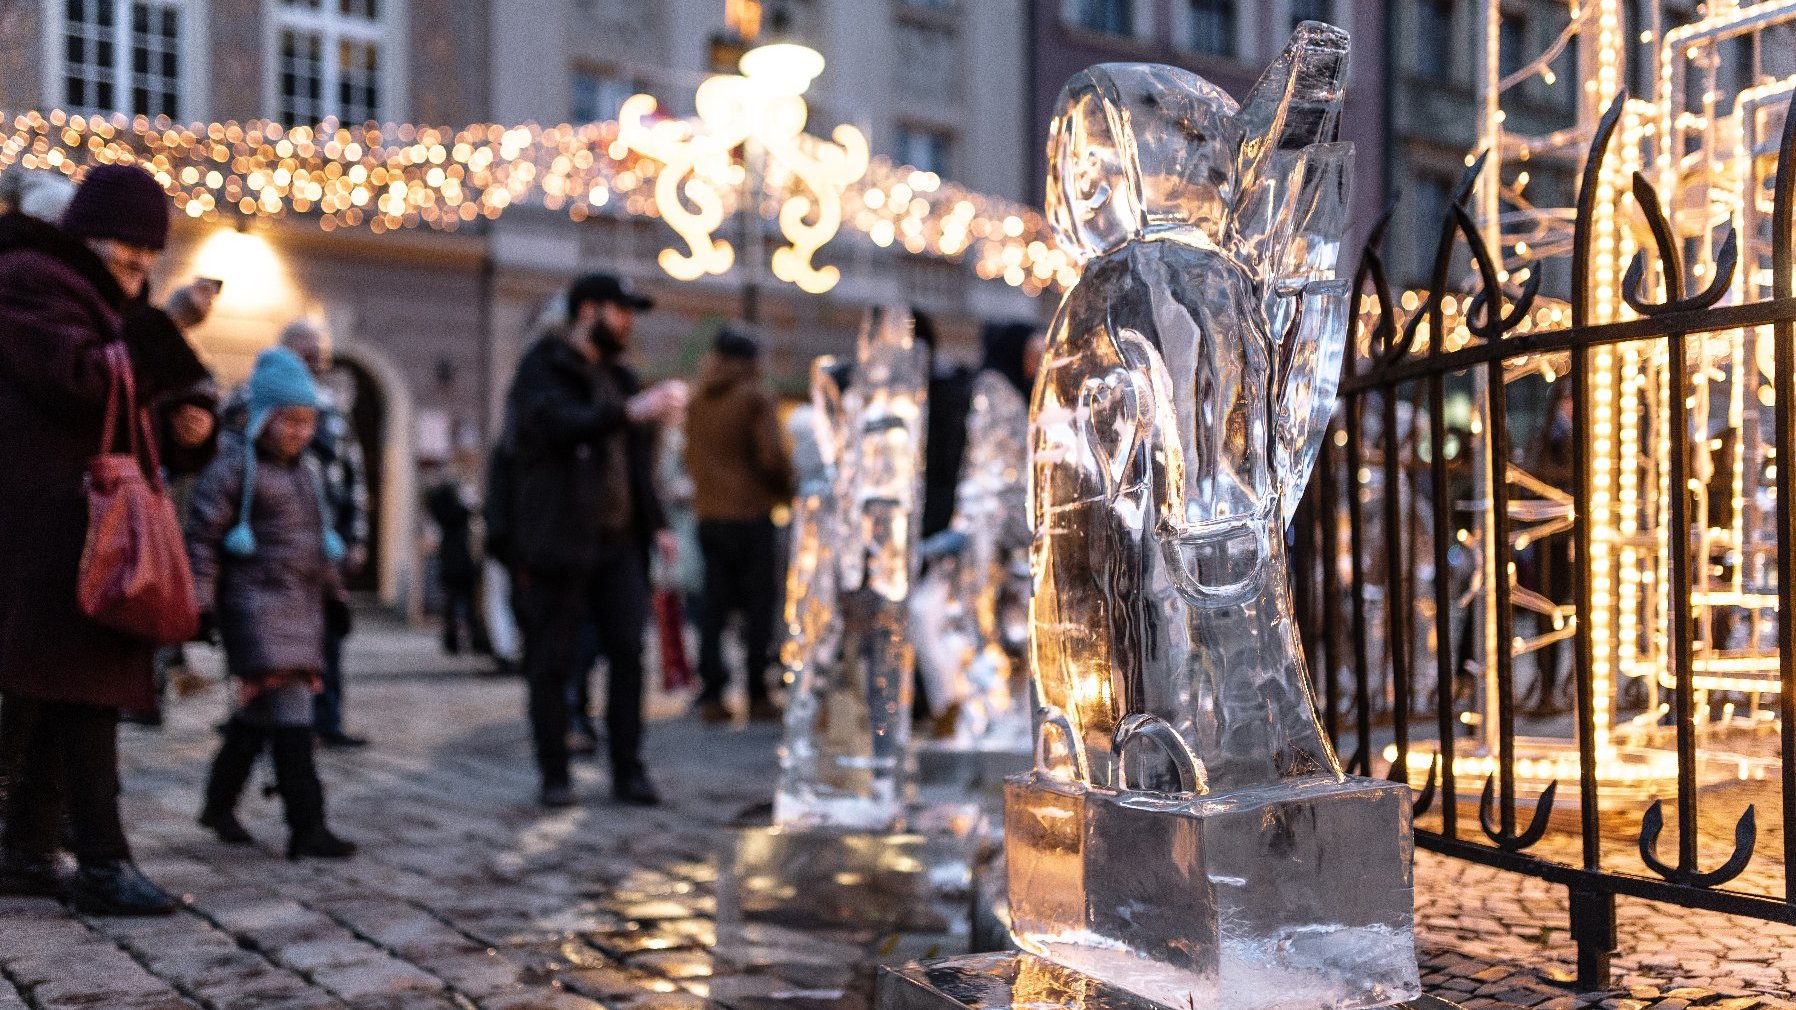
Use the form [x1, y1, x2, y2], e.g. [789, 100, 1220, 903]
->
[915, 370, 1035, 752]
[1006, 23, 1420, 1010]
[775, 304, 928, 830]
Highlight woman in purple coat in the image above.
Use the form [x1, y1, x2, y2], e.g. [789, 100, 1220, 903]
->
[0, 165, 217, 915]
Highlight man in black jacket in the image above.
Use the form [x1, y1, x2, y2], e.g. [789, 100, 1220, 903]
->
[501, 274, 685, 808]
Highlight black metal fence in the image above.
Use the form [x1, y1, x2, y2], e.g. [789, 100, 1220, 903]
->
[1294, 92, 1796, 989]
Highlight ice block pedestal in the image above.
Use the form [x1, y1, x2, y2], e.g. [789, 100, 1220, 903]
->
[878, 953, 1459, 1010]
[1004, 771, 1420, 1010]
[711, 810, 991, 1008]
[915, 743, 1034, 795]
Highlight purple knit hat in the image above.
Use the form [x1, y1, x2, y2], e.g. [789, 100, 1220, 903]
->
[61, 164, 171, 249]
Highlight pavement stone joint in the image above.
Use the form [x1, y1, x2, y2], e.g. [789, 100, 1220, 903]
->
[0, 626, 1790, 1010]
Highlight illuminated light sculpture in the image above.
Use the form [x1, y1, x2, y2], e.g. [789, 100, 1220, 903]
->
[1373, 0, 1793, 811]
[615, 41, 871, 295]
[0, 109, 1060, 294]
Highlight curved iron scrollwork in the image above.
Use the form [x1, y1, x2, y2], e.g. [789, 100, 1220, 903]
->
[1301, 85, 1796, 989]
[1621, 172, 1737, 317]
[1639, 799, 1758, 889]
[1479, 775, 1557, 853]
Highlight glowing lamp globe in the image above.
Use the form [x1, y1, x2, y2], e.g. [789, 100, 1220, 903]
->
[739, 41, 825, 97]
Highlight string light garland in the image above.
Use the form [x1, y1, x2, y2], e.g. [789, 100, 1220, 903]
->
[0, 107, 1064, 295]
[1384, 0, 1796, 808]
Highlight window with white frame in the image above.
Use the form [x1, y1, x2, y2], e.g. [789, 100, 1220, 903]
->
[1066, 0, 1137, 37]
[62, 0, 187, 119]
[895, 126, 951, 177]
[571, 70, 645, 125]
[272, 0, 387, 125]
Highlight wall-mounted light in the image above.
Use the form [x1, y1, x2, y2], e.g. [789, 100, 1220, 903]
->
[191, 224, 286, 314]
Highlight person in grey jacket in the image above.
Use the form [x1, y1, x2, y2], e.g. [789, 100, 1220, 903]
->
[188, 347, 356, 860]
[220, 319, 371, 746]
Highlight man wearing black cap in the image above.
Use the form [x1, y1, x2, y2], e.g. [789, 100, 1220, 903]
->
[500, 273, 686, 808]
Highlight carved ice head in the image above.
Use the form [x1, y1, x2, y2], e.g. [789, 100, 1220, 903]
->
[1045, 21, 1351, 282]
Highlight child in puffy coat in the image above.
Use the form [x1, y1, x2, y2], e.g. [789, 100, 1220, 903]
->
[187, 346, 355, 859]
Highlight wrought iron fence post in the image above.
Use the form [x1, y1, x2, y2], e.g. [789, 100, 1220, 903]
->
[1300, 89, 1796, 988]
[1568, 886, 1616, 990]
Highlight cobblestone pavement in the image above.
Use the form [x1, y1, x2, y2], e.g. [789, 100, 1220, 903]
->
[1, 622, 1792, 1010]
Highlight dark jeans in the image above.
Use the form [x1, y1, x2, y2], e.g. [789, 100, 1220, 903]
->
[313, 628, 348, 737]
[697, 518, 779, 704]
[441, 577, 489, 655]
[568, 619, 602, 736]
[520, 550, 649, 789]
[0, 694, 130, 864]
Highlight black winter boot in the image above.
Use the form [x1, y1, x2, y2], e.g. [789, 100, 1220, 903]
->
[0, 851, 64, 896]
[199, 719, 264, 845]
[269, 728, 355, 860]
[67, 860, 180, 916]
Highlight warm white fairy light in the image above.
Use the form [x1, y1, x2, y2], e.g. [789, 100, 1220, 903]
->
[1386, 0, 1796, 798]
[0, 108, 1068, 296]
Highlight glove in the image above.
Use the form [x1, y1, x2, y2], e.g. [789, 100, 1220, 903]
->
[325, 597, 353, 639]
[194, 610, 218, 645]
[919, 529, 970, 561]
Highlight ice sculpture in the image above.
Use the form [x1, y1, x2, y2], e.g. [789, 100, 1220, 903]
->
[775, 304, 929, 830]
[915, 370, 1035, 752]
[1006, 24, 1421, 1010]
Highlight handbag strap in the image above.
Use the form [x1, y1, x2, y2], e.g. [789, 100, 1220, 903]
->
[99, 342, 166, 487]
[98, 342, 129, 457]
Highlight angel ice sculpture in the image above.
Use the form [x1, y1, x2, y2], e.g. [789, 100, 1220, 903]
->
[774, 305, 928, 831]
[1006, 24, 1420, 1010]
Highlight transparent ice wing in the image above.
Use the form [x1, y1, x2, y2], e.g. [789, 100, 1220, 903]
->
[1276, 278, 1350, 524]
[1268, 144, 1353, 516]
[1229, 21, 1350, 273]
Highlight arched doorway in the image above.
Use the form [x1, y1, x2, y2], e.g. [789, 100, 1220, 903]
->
[326, 359, 387, 596]
[332, 341, 418, 616]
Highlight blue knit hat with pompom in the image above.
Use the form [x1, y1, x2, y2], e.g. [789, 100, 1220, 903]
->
[224, 346, 345, 562]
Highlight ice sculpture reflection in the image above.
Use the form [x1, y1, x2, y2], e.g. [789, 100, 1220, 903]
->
[915, 367, 1035, 751]
[1007, 24, 1421, 1010]
[775, 305, 928, 830]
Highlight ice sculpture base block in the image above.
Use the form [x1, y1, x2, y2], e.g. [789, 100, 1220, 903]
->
[718, 823, 981, 935]
[916, 742, 1034, 792]
[1004, 772, 1421, 1010]
[877, 953, 1459, 1010]
[713, 821, 990, 1008]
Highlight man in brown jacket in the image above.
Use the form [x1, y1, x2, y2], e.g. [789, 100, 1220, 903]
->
[683, 328, 795, 723]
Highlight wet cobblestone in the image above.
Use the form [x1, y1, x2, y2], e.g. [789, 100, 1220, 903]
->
[0, 625, 1790, 1009]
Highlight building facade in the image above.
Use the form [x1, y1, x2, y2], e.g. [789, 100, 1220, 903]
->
[1, 0, 1390, 613]
[0, 0, 1042, 613]
[1026, 0, 1390, 254]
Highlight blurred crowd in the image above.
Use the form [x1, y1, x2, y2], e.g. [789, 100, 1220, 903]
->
[0, 160, 1042, 919]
